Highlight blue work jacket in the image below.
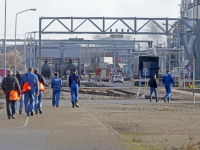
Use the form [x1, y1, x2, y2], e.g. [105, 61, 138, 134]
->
[162, 73, 176, 86]
[20, 72, 39, 93]
[51, 77, 62, 90]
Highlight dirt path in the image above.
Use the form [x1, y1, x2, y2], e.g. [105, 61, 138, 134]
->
[85, 103, 200, 150]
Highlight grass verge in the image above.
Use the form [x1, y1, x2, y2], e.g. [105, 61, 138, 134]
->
[119, 132, 162, 150]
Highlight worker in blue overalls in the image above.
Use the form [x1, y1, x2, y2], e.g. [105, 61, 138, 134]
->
[69, 69, 80, 108]
[20, 67, 39, 116]
[51, 72, 62, 107]
[162, 69, 176, 103]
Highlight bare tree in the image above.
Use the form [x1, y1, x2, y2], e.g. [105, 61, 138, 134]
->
[0, 50, 23, 72]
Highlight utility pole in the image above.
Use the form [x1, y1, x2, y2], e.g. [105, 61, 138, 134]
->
[4, 0, 7, 77]
[179, 35, 181, 80]
[113, 38, 116, 75]
[193, 58, 195, 105]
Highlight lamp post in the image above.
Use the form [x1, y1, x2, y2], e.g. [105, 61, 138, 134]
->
[14, 8, 36, 75]
[4, 0, 7, 77]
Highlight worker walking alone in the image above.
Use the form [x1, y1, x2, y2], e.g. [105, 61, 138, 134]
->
[34, 69, 45, 114]
[69, 69, 80, 108]
[149, 74, 158, 102]
[1, 70, 21, 119]
[20, 67, 39, 116]
[16, 70, 23, 114]
[162, 70, 176, 103]
[51, 72, 62, 107]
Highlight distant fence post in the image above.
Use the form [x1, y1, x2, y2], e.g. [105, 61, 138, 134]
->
[147, 79, 149, 89]
[178, 79, 180, 88]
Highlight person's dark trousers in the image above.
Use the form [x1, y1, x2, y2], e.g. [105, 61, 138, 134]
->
[35, 91, 43, 113]
[150, 87, 158, 102]
[5, 94, 16, 118]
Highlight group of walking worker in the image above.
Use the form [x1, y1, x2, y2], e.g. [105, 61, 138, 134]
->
[1, 66, 176, 119]
[50, 69, 80, 108]
[1, 67, 45, 119]
[1, 67, 81, 119]
[149, 69, 176, 103]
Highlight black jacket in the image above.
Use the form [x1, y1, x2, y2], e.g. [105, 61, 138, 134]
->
[35, 73, 45, 85]
[149, 77, 157, 88]
[16, 74, 22, 84]
[1, 74, 21, 94]
[69, 73, 80, 88]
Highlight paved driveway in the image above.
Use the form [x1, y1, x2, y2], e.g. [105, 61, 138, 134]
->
[0, 100, 126, 150]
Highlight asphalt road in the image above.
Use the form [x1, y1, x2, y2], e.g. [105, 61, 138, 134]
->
[96, 80, 134, 87]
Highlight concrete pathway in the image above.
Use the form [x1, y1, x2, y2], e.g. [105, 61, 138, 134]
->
[0, 101, 126, 150]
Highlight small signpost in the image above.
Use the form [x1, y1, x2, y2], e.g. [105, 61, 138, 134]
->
[187, 65, 191, 71]
[114, 67, 117, 73]
[143, 67, 148, 87]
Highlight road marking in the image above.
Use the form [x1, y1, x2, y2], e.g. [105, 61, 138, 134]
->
[13, 117, 29, 129]
[22, 117, 30, 128]
[0, 116, 29, 130]
[0, 104, 29, 129]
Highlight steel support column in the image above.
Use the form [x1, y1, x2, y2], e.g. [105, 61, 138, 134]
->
[33, 32, 36, 70]
[128, 56, 132, 77]
[30, 35, 32, 69]
[196, 19, 200, 79]
[78, 58, 81, 76]
[39, 18, 42, 72]
[180, 35, 193, 65]
[113, 47, 116, 74]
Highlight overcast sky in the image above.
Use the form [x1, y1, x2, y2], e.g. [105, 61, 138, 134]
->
[0, 0, 181, 41]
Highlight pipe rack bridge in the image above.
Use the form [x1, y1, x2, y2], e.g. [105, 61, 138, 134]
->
[38, 17, 200, 79]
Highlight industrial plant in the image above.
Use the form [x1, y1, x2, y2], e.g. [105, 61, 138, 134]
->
[0, 0, 199, 88]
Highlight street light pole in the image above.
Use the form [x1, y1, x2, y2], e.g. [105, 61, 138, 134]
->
[14, 8, 36, 75]
[4, 0, 7, 77]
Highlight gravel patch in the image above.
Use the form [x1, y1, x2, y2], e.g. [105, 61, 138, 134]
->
[85, 103, 200, 150]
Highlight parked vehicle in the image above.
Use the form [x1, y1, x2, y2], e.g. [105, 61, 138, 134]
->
[133, 56, 159, 79]
[95, 67, 110, 82]
[113, 75, 123, 83]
